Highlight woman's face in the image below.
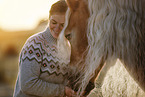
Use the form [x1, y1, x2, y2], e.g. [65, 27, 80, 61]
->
[49, 14, 65, 39]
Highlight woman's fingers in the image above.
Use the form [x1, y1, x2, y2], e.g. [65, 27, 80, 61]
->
[65, 86, 76, 97]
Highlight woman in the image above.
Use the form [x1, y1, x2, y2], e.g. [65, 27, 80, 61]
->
[13, 1, 75, 97]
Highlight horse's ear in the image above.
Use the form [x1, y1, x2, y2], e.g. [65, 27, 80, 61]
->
[66, 0, 79, 12]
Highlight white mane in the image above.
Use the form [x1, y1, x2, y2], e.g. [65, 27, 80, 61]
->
[57, 8, 71, 65]
[81, 0, 144, 95]
[57, 0, 145, 96]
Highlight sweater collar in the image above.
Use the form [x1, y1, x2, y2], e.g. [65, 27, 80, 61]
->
[44, 27, 57, 44]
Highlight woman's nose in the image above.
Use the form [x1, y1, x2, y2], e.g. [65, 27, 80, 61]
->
[55, 24, 61, 32]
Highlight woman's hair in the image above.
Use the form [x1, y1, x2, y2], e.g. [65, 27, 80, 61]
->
[49, 0, 68, 18]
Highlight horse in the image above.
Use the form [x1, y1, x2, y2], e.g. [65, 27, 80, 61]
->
[57, 0, 145, 96]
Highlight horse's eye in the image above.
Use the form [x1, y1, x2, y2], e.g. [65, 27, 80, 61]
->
[60, 23, 64, 27]
[65, 34, 72, 40]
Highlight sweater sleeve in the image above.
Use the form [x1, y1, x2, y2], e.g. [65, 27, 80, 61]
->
[18, 37, 65, 97]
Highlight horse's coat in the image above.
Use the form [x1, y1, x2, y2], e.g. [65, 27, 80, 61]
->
[58, 0, 145, 96]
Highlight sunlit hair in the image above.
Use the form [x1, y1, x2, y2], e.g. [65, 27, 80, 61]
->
[58, 0, 145, 96]
[80, 0, 144, 95]
[57, 8, 71, 65]
[49, 0, 68, 18]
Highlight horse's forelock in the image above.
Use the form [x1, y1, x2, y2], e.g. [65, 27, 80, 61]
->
[57, 8, 71, 65]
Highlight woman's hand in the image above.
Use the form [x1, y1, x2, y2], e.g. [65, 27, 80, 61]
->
[65, 86, 76, 97]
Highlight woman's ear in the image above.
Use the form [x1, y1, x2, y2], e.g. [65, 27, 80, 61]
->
[66, 0, 79, 12]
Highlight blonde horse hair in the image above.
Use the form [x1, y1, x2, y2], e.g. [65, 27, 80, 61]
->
[58, 0, 145, 96]
[57, 8, 71, 65]
[80, 0, 144, 95]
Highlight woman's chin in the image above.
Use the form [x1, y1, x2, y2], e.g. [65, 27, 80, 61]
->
[51, 31, 59, 38]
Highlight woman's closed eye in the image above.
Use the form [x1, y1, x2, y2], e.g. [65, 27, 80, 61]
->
[51, 19, 57, 24]
[52, 21, 57, 24]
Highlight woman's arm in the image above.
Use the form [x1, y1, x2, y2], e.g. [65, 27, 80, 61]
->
[18, 39, 65, 97]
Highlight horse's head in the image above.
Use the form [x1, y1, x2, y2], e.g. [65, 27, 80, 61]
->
[58, 0, 89, 65]
[58, 0, 145, 95]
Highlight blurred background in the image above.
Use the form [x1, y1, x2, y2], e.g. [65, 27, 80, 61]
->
[0, 0, 58, 96]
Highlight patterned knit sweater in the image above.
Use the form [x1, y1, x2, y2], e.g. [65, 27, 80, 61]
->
[13, 28, 70, 97]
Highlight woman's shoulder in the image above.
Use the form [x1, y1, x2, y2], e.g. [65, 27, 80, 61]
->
[20, 28, 53, 54]
[27, 31, 44, 42]
[19, 31, 46, 60]
[21, 30, 46, 51]
[25, 30, 47, 45]
[19, 32, 44, 64]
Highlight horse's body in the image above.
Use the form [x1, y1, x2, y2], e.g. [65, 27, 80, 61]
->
[58, 0, 145, 96]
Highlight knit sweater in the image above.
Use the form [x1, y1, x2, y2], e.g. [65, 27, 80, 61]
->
[13, 28, 70, 97]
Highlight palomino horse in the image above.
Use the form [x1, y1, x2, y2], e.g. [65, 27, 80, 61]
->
[58, 0, 145, 96]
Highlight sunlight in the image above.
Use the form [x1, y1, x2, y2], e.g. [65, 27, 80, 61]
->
[0, 0, 4, 3]
[0, 0, 58, 32]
